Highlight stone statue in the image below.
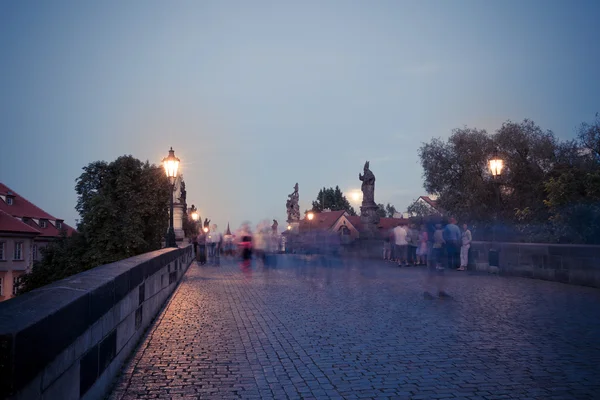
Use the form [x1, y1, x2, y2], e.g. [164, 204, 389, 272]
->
[272, 219, 278, 233]
[203, 218, 211, 229]
[286, 183, 300, 222]
[359, 161, 376, 206]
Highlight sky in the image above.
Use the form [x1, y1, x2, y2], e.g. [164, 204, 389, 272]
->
[1, 0, 599, 232]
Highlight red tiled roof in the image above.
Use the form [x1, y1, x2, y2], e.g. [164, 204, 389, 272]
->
[298, 211, 410, 235]
[0, 209, 41, 235]
[0, 183, 76, 238]
[299, 210, 346, 232]
[419, 196, 439, 209]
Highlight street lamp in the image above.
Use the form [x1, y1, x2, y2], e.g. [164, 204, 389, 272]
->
[162, 147, 180, 248]
[307, 212, 314, 221]
[190, 205, 199, 222]
[489, 156, 504, 179]
[488, 153, 504, 267]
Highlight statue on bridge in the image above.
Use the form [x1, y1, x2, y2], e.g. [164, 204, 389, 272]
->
[359, 161, 376, 206]
[272, 219, 278, 234]
[286, 183, 300, 222]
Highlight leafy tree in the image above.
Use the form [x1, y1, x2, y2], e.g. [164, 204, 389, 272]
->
[577, 112, 600, 161]
[75, 156, 171, 265]
[418, 117, 600, 243]
[18, 155, 171, 294]
[419, 126, 496, 222]
[312, 186, 356, 215]
[376, 204, 387, 218]
[385, 203, 397, 218]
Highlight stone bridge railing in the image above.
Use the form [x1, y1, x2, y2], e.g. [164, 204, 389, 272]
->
[0, 246, 194, 400]
[470, 241, 600, 288]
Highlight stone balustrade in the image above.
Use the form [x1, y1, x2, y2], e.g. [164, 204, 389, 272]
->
[0, 246, 193, 400]
[470, 241, 600, 288]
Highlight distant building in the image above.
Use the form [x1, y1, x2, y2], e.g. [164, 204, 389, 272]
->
[406, 195, 443, 217]
[298, 210, 409, 241]
[0, 183, 75, 302]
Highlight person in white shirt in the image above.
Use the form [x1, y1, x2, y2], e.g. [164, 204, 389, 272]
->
[207, 224, 222, 261]
[393, 223, 408, 266]
[458, 223, 472, 271]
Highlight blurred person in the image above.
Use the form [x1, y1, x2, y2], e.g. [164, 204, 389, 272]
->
[408, 223, 420, 265]
[423, 223, 451, 299]
[253, 221, 269, 266]
[237, 223, 253, 273]
[196, 229, 207, 265]
[432, 224, 445, 270]
[383, 234, 392, 261]
[207, 224, 222, 264]
[458, 223, 472, 271]
[443, 218, 461, 270]
[393, 223, 408, 266]
[416, 224, 428, 266]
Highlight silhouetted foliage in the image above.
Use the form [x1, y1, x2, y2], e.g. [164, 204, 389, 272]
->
[18, 155, 171, 294]
[312, 186, 356, 215]
[418, 117, 600, 244]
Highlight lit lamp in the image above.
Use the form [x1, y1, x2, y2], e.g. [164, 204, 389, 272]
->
[488, 153, 504, 266]
[488, 156, 504, 179]
[162, 147, 180, 248]
[287, 225, 291, 231]
[307, 212, 314, 221]
[190, 204, 199, 222]
[203, 227, 209, 233]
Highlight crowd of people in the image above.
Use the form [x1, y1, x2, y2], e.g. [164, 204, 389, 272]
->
[192, 221, 282, 270]
[385, 218, 472, 271]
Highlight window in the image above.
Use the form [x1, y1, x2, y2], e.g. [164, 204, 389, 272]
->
[32, 244, 38, 261]
[14, 242, 23, 260]
[13, 277, 19, 295]
[40, 220, 47, 228]
[56, 221, 62, 229]
[0, 242, 4, 260]
[0, 277, 3, 296]
[6, 197, 13, 205]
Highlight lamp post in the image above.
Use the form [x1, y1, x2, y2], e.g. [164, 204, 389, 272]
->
[307, 212, 315, 253]
[488, 153, 504, 267]
[162, 147, 180, 248]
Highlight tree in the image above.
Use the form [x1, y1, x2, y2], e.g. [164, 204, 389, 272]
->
[577, 112, 600, 161]
[385, 203, 397, 218]
[75, 156, 171, 265]
[311, 186, 356, 215]
[541, 115, 600, 243]
[18, 155, 171, 294]
[419, 126, 496, 222]
[376, 204, 387, 218]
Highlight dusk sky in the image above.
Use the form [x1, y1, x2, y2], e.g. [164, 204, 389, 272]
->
[1, 0, 599, 232]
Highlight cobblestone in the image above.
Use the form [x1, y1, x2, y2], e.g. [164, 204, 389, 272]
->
[109, 255, 600, 399]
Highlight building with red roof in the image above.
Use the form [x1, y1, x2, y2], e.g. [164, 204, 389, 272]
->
[0, 183, 76, 302]
[297, 210, 409, 241]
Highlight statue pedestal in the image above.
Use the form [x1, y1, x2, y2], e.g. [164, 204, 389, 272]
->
[360, 204, 381, 239]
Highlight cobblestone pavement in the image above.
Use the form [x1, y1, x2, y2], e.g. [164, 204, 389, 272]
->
[109, 255, 600, 399]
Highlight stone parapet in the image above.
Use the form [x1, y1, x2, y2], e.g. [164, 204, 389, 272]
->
[0, 246, 194, 400]
[469, 241, 600, 288]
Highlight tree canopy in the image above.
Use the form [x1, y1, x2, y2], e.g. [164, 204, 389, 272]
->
[418, 117, 600, 243]
[377, 203, 397, 218]
[19, 155, 171, 293]
[312, 186, 356, 215]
